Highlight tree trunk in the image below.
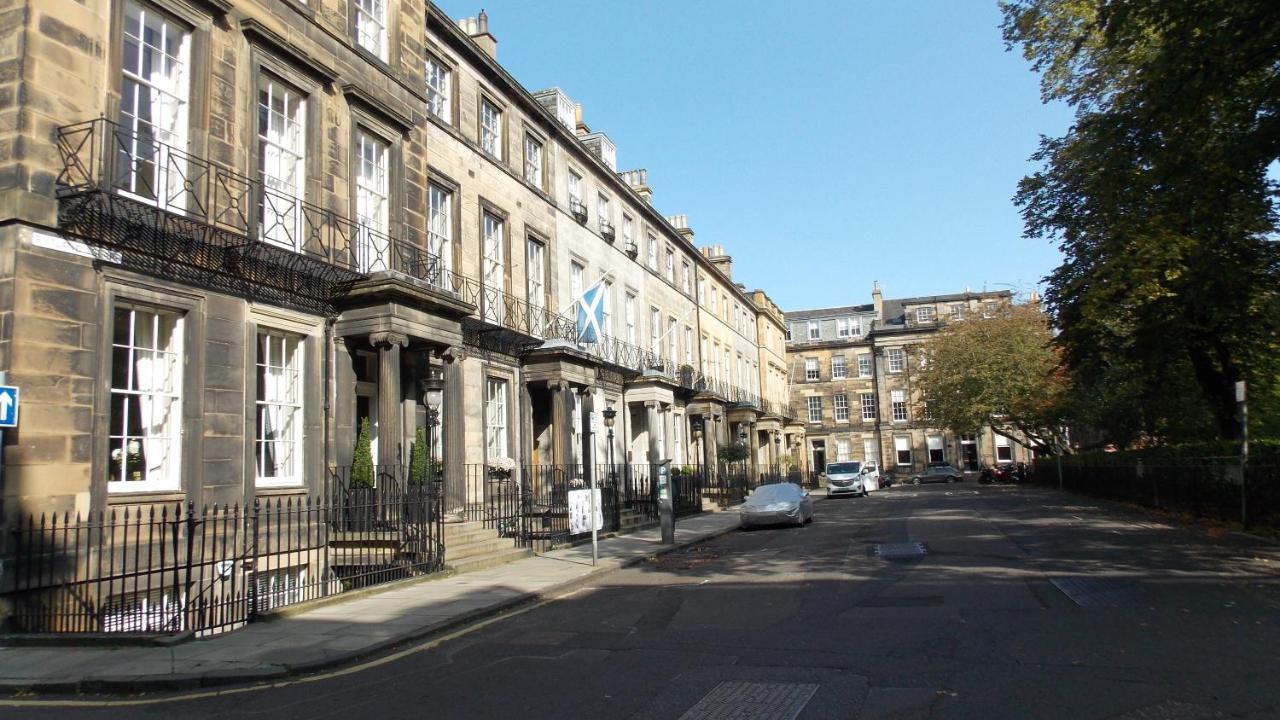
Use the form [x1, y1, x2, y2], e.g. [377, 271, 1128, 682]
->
[1186, 344, 1240, 440]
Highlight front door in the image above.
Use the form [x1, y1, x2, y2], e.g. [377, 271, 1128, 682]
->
[355, 383, 379, 471]
[961, 435, 978, 470]
[811, 440, 826, 475]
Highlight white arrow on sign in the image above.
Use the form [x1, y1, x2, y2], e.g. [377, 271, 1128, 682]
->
[0, 391, 13, 420]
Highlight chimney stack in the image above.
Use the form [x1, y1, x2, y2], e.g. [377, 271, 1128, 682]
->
[702, 244, 733, 280]
[620, 168, 652, 204]
[666, 214, 694, 244]
[872, 281, 883, 318]
[458, 9, 497, 59]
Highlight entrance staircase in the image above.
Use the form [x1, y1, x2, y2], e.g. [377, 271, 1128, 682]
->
[442, 521, 532, 574]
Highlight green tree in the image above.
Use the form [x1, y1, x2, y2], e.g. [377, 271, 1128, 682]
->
[351, 417, 375, 489]
[409, 426, 428, 486]
[918, 303, 1069, 451]
[1003, 0, 1280, 441]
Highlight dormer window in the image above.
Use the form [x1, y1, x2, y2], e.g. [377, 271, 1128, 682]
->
[915, 307, 936, 324]
[807, 320, 819, 340]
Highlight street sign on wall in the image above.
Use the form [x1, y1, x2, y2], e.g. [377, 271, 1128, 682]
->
[0, 385, 18, 428]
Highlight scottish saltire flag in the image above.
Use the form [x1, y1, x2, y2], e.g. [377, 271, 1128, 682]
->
[577, 283, 606, 344]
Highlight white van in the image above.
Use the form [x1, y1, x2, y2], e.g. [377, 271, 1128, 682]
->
[825, 461, 866, 497]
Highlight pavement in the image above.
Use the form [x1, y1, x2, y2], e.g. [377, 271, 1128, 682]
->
[0, 500, 778, 695]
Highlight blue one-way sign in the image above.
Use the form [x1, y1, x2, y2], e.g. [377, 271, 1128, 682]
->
[0, 385, 19, 427]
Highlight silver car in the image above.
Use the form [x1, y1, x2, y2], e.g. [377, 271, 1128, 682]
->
[825, 461, 866, 497]
[740, 483, 815, 528]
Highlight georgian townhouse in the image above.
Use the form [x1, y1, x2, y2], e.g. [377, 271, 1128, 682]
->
[0, 0, 794, 634]
[785, 284, 1032, 477]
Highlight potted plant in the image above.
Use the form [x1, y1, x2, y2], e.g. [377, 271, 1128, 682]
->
[679, 364, 696, 387]
[110, 440, 144, 481]
[487, 456, 516, 480]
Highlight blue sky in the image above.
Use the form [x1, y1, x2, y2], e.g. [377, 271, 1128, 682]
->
[436, 0, 1073, 310]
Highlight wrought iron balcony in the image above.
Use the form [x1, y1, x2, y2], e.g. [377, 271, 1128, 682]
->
[599, 220, 615, 243]
[569, 198, 588, 223]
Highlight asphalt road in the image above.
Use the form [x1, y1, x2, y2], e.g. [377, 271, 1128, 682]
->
[7, 483, 1280, 719]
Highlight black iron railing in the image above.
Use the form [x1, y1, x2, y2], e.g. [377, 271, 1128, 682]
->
[5, 465, 443, 636]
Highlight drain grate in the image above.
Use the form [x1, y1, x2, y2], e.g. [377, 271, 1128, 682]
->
[870, 542, 928, 559]
[678, 681, 819, 720]
[1049, 577, 1147, 608]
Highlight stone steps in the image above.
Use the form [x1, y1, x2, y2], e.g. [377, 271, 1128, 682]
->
[446, 545, 533, 574]
[443, 520, 531, 574]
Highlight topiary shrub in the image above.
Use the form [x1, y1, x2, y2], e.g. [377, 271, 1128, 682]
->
[351, 417, 375, 489]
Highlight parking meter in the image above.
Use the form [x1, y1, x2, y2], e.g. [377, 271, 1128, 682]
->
[656, 460, 674, 544]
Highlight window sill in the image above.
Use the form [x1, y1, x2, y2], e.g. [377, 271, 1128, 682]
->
[107, 489, 185, 504]
[256, 484, 307, 496]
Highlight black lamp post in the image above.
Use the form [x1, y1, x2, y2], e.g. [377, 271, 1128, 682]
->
[421, 372, 444, 485]
[774, 432, 782, 480]
[602, 406, 617, 484]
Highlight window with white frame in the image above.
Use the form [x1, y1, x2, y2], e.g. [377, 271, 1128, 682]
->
[915, 306, 936, 324]
[482, 212, 504, 323]
[887, 348, 905, 373]
[622, 214, 633, 248]
[354, 130, 389, 272]
[254, 565, 307, 614]
[784, 326, 792, 342]
[427, 183, 452, 282]
[804, 357, 819, 381]
[665, 248, 675, 283]
[650, 306, 661, 356]
[697, 274, 706, 305]
[480, 98, 502, 159]
[602, 281, 613, 335]
[891, 389, 908, 422]
[625, 293, 637, 344]
[863, 438, 879, 465]
[700, 336, 709, 374]
[682, 262, 691, 295]
[860, 392, 876, 421]
[523, 134, 542, 187]
[834, 393, 849, 422]
[570, 261, 584, 311]
[354, 0, 387, 60]
[837, 318, 852, 337]
[108, 305, 183, 491]
[858, 353, 872, 378]
[950, 304, 964, 319]
[255, 330, 304, 485]
[118, 1, 190, 207]
[526, 239, 546, 333]
[667, 317, 678, 364]
[996, 433, 1013, 462]
[647, 234, 658, 270]
[424, 55, 450, 120]
[710, 287, 718, 314]
[684, 326, 693, 366]
[831, 355, 847, 379]
[597, 193, 610, 228]
[894, 436, 912, 466]
[567, 170, 583, 214]
[485, 378, 509, 459]
[927, 434, 945, 463]
[807, 320, 820, 340]
[836, 439, 851, 462]
[723, 347, 731, 384]
[983, 301, 997, 318]
[258, 76, 306, 249]
[807, 396, 822, 424]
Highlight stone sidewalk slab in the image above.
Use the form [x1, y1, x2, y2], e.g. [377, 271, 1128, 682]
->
[0, 505, 762, 695]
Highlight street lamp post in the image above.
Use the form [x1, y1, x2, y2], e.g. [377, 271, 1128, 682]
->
[738, 427, 748, 488]
[690, 414, 705, 501]
[774, 433, 782, 481]
[420, 371, 445, 518]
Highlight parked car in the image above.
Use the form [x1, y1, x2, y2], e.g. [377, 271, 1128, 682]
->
[740, 483, 814, 528]
[910, 463, 964, 484]
[861, 461, 882, 492]
[825, 461, 866, 497]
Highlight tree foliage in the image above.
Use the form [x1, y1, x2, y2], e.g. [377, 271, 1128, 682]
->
[918, 304, 1069, 450]
[351, 417, 375, 489]
[1003, 0, 1280, 442]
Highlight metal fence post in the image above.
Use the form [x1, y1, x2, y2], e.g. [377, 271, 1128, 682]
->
[247, 497, 260, 624]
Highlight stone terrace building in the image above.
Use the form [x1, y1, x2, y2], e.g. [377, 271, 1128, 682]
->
[0, 0, 793, 555]
[785, 283, 1033, 478]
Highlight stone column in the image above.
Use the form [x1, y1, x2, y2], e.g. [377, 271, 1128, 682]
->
[550, 381, 572, 467]
[442, 346, 465, 515]
[578, 386, 594, 482]
[748, 423, 760, 479]
[371, 332, 407, 468]
[333, 336, 355, 470]
[645, 402, 661, 465]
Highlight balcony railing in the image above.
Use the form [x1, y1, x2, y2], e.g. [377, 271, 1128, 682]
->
[599, 220, 615, 242]
[569, 198, 588, 223]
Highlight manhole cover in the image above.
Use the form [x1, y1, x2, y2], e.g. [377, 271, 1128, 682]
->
[678, 681, 819, 720]
[870, 542, 928, 559]
[1049, 577, 1147, 607]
